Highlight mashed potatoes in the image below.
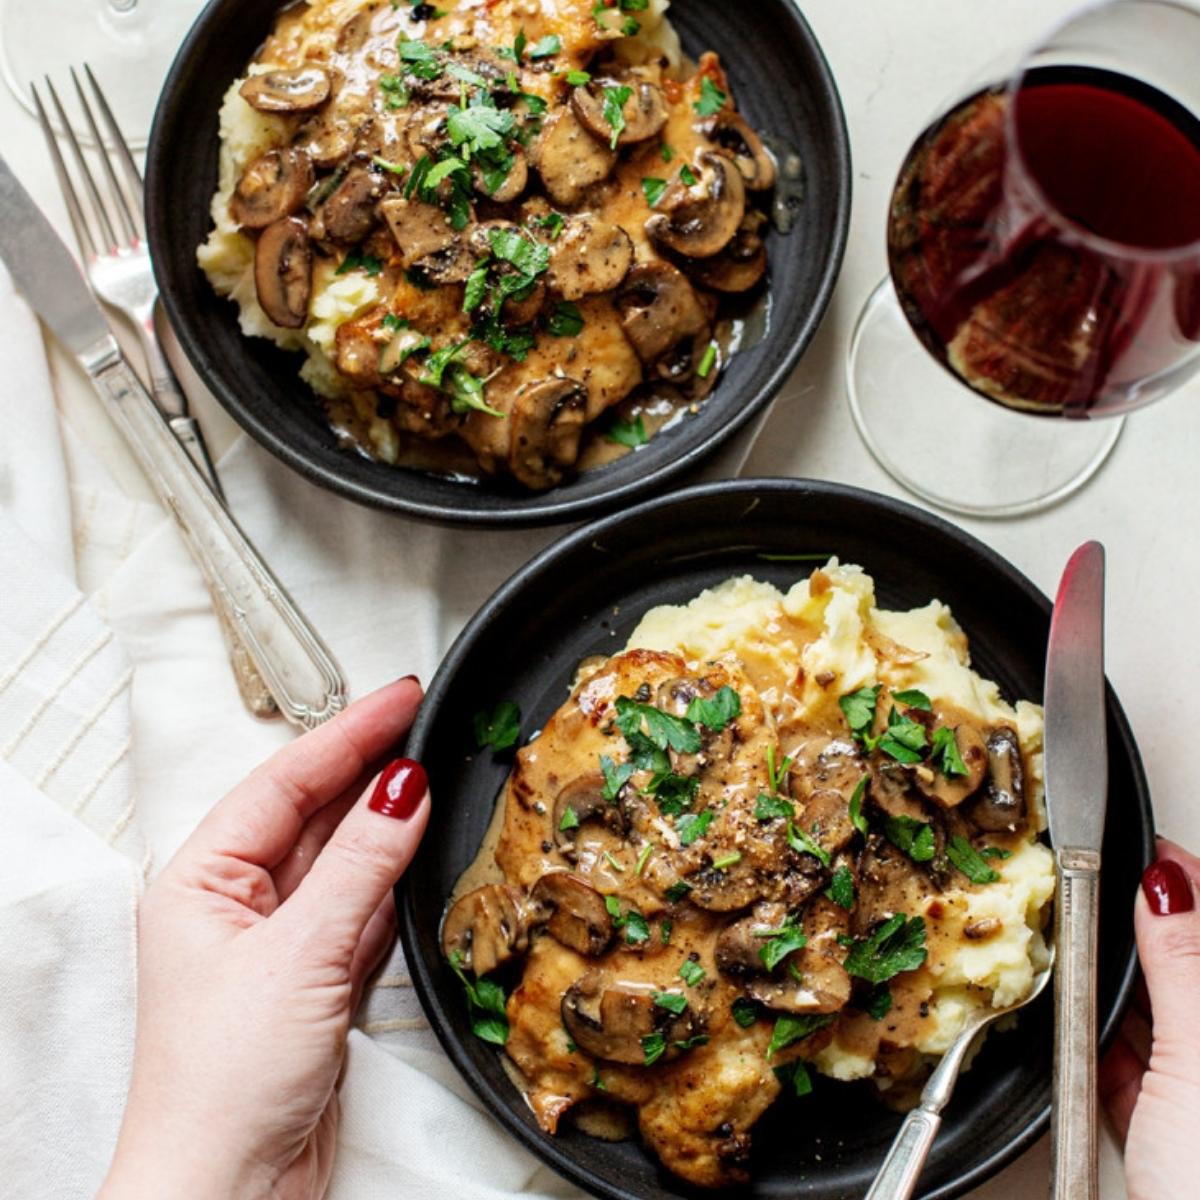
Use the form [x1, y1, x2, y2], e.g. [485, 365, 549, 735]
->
[628, 561, 1055, 1081]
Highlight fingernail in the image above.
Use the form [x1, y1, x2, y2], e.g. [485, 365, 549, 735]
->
[400, 674, 420, 686]
[369, 758, 427, 820]
[1141, 859, 1194, 916]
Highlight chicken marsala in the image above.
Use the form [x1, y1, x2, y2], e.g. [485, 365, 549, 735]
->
[199, 0, 778, 488]
[442, 564, 1055, 1187]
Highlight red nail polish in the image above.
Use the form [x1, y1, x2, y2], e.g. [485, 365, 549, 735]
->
[369, 758, 427, 820]
[1141, 859, 1194, 916]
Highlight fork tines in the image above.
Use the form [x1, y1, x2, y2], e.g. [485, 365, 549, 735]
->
[32, 66, 145, 262]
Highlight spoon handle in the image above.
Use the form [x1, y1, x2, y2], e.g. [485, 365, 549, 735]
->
[1051, 849, 1101, 1199]
[864, 1107, 941, 1200]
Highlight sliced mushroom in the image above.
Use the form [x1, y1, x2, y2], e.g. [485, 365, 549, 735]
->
[703, 110, 776, 190]
[715, 902, 791, 978]
[546, 216, 633, 300]
[441, 883, 528, 975]
[530, 107, 617, 207]
[614, 262, 709, 365]
[684, 209, 768, 293]
[406, 52, 511, 103]
[646, 151, 746, 259]
[869, 759, 931, 823]
[854, 834, 932, 936]
[379, 324, 431, 376]
[229, 147, 314, 230]
[562, 974, 696, 1065]
[297, 101, 365, 168]
[571, 79, 668, 147]
[380, 196, 472, 278]
[253, 217, 311, 329]
[320, 166, 388, 245]
[474, 149, 528, 203]
[529, 873, 614, 956]
[913, 723, 989, 809]
[553, 771, 628, 855]
[508, 377, 588, 490]
[967, 727, 1027, 832]
[240, 66, 332, 114]
[748, 898, 851, 1014]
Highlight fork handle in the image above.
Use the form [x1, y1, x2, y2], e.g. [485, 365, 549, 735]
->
[89, 345, 347, 729]
[864, 1107, 941, 1200]
[1051, 849, 1101, 1200]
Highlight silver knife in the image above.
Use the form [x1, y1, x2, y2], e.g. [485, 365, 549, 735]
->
[0, 154, 347, 730]
[1043, 541, 1107, 1200]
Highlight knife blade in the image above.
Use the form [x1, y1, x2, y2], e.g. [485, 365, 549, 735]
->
[1043, 539, 1106, 1200]
[0, 152, 347, 729]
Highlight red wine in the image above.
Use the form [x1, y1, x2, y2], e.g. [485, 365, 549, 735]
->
[888, 66, 1200, 415]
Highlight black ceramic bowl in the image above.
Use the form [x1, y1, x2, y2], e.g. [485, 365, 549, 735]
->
[399, 478, 1153, 1200]
[146, 0, 850, 527]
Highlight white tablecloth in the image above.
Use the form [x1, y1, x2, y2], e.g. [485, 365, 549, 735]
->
[4, 1, 1197, 1196]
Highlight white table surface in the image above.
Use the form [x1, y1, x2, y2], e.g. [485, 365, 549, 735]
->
[6, 0, 1196, 1195]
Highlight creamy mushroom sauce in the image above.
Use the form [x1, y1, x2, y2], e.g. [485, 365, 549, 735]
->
[201, 0, 781, 490]
[442, 565, 1054, 1188]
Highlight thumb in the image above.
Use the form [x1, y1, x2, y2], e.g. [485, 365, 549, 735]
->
[279, 757, 430, 964]
[1134, 839, 1200, 1051]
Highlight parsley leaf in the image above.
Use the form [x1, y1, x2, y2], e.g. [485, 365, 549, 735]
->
[565, 69, 591, 85]
[547, 300, 584, 336]
[892, 688, 933, 711]
[757, 922, 807, 972]
[641, 1032, 666, 1065]
[848, 776, 869, 836]
[462, 260, 491, 313]
[731, 997, 759, 1027]
[676, 809, 714, 846]
[883, 814, 936, 862]
[635, 842, 653, 874]
[864, 984, 893, 1020]
[447, 102, 516, 156]
[558, 805, 580, 832]
[878, 706, 928, 763]
[843, 914, 928, 985]
[664, 880, 692, 902]
[653, 773, 699, 816]
[839, 685, 880, 741]
[660, 918, 673, 944]
[767, 1013, 833, 1060]
[660, 143, 674, 162]
[755, 792, 794, 821]
[642, 176, 668, 208]
[766, 744, 793, 792]
[447, 950, 509, 1045]
[946, 834, 1001, 884]
[653, 990, 688, 1015]
[606, 415, 648, 448]
[787, 820, 831, 867]
[711, 851, 742, 871]
[528, 33, 562, 58]
[446, 362, 503, 417]
[614, 696, 701, 755]
[335, 252, 383, 277]
[601, 84, 633, 148]
[824, 864, 856, 909]
[399, 39, 442, 80]
[774, 1060, 814, 1097]
[931, 726, 969, 777]
[679, 163, 698, 186]
[624, 909, 650, 943]
[685, 685, 741, 731]
[981, 846, 1013, 860]
[474, 700, 521, 749]
[599, 754, 634, 801]
[533, 211, 565, 238]
[694, 76, 727, 116]
[679, 959, 705, 986]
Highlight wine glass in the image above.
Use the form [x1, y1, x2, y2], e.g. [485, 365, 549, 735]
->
[0, 0, 203, 147]
[846, 0, 1200, 518]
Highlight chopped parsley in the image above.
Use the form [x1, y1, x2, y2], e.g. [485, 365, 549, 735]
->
[756, 921, 807, 972]
[864, 984, 893, 1020]
[755, 792, 794, 821]
[696, 341, 718, 378]
[653, 773, 699, 816]
[473, 699, 521, 749]
[774, 1059, 814, 1097]
[642, 176, 668, 208]
[786, 820, 831, 867]
[614, 696, 702, 755]
[604, 894, 650, 943]
[946, 835, 1001, 884]
[892, 688, 933, 711]
[664, 880, 692, 903]
[685, 685, 741, 731]
[660, 143, 675, 162]
[766, 1013, 832, 1060]
[399, 38, 442, 80]
[447, 950, 508, 1045]
[606, 415, 648, 448]
[602, 850, 625, 873]
[731, 997, 759, 1027]
[335, 252, 383, 277]
[500, 28, 527, 64]
[547, 300, 584, 336]
[824, 864, 856, 909]
[528, 33, 562, 58]
[883, 814, 936, 863]
[843, 914, 928, 985]
[981, 846, 1013, 860]
[558, 805, 580, 833]
[447, 100, 516, 157]
[839, 685, 880, 744]
[635, 842, 654, 875]
[652, 990, 688, 1015]
[462, 261, 490, 313]
[931, 726, 969, 777]
[694, 76, 728, 116]
[766, 744, 794, 793]
[601, 84, 633, 148]
[679, 163, 698, 186]
[378, 74, 411, 109]
[675, 809, 714, 846]
[599, 754, 634, 801]
[565, 69, 592, 86]
[641, 1032, 666, 1066]
[660, 918, 673, 945]
[679, 959, 705, 986]
[878, 706, 928, 764]
[848, 776, 869, 836]
[533, 211, 565, 238]
[711, 851, 742, 871]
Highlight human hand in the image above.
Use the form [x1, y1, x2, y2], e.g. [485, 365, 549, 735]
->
[1100, 838, 1200, 1200]
[98, 677, 429, 1200]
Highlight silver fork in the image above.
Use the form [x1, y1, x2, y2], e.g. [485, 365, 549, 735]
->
[33, 67, 280, 719]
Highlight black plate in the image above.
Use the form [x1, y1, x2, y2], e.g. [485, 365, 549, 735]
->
[146, 0, 850, 527]
[399, 478, 1153, 1199]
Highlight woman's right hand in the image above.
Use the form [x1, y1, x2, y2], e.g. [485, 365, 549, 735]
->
[1101, 838, 1200, 1200]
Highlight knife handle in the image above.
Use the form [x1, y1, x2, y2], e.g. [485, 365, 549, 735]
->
[1051, 848, 1101, 1200]
[91, 349, 347, 729]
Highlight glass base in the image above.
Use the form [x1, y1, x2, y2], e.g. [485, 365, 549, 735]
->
[846, 279, 1124, 519]
[1, 0, 201, 148]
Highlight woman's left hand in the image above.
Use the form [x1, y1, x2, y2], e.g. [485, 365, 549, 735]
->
[98, 677, 429, 1200]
